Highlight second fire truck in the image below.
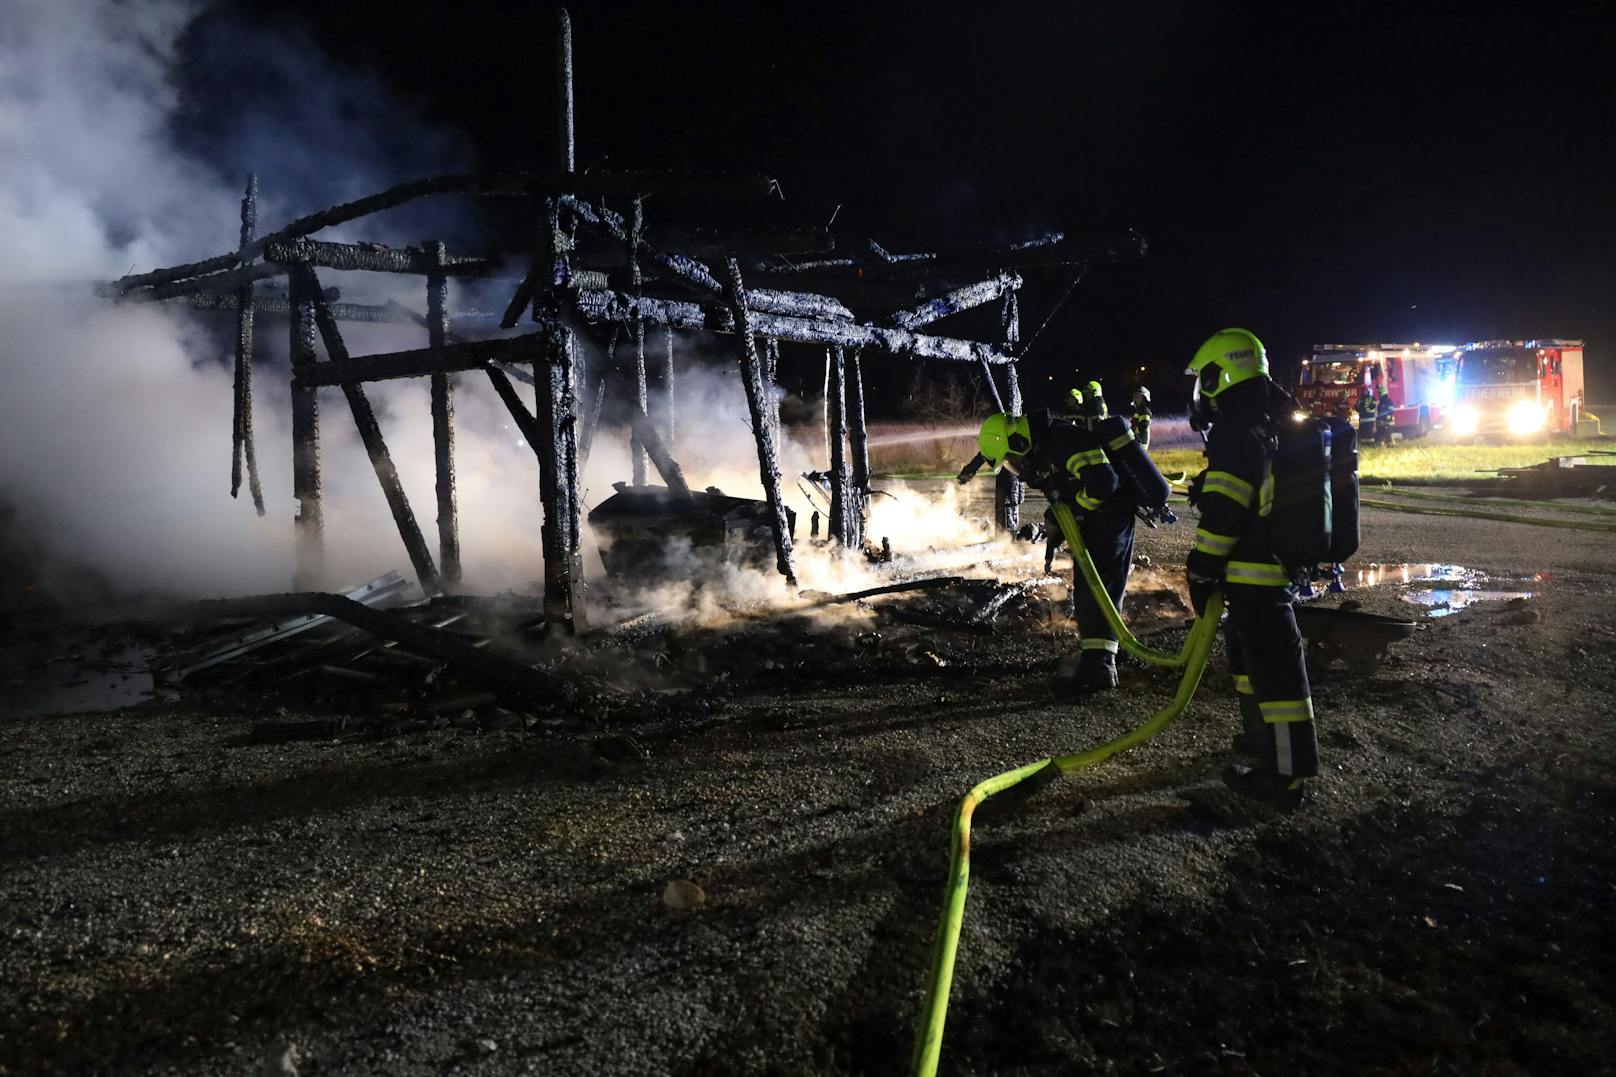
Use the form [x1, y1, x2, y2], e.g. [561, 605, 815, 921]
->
[1295, 343, 1459, 438]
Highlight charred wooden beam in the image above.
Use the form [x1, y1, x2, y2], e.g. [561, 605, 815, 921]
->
[231, 174, 266, 517]
[660, 326, 676, 455]
[827, 346, 852, 548]
[291, 331, 554, 389]
[265, 238, 499, 278]
[171, 291, 410, 323]
[629, 197, 648, 486]
[571, 288, 1016, 364]
[886, 272, 1022, 330]
[288, 269, 324, 591]
[847, 348, 869, 548]
[296, 265, 442, 597]
[427, 241, 460, 588]
[534, 197, 583, 630]
[769, 230, 1145, 282]
[112, 170, 779, 294]
[724, 258, 797, 586]
[194, 591, 576, 705]
[557, 7, 575, 174]
[995, 291, 1025, 532]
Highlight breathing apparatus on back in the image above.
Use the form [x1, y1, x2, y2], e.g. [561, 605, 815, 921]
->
[1186, 329, 1360, 581]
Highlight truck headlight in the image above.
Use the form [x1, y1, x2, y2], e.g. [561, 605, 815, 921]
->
[1508, 400, 1546, 435]
[1450, 404, 1479, 436]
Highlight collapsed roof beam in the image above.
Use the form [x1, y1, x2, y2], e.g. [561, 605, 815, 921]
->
[886, 272, 1023, 331]
[573, 288, 1016, 364]
[291, 329, 557, 389]
[112, 169, 780, 293]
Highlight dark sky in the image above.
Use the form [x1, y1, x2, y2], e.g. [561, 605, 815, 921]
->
[215, 0, 1616, 407]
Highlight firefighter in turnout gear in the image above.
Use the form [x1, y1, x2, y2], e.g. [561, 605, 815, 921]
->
[1130, 386, 1152, 449]
[978, 409, 1135, 690]
[1376, 389, 1396, 447]
[1185, 329, 1317, 808]
[1355, 390, 1376, 445]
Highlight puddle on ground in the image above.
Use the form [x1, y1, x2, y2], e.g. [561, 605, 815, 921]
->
[1343, 563, 1536, 618]
[1400, 589, 1535, 618]
[1349, 563, 1484, 588]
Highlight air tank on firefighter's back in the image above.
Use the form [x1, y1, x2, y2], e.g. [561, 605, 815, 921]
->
[1092, 415, 1170, 512]
[1269, 416, 1334, 568]
[1322, 415, 1360, 561]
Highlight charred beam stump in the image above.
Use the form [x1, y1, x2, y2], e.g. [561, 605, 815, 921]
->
[231, 174, 266, 516]
[294, 265, 443, 597]
[288, 268, 324, 590]
[426, 241, 461, 587]
[724, 258, 797, 586]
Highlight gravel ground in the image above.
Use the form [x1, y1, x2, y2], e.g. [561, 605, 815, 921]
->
[3, 488, 1615, 1075]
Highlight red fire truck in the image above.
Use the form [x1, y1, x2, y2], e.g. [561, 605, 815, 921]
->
[1447, 339, 1585, 437]
[1295, 343, 1459, 438]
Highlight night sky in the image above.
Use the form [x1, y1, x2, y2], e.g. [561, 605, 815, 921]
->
[198, 1, 1616, 410]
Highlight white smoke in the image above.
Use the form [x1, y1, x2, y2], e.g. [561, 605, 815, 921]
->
[0, 0, 1026, 614]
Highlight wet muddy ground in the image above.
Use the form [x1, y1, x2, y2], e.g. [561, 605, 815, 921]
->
[3, 484, 1615, 1075]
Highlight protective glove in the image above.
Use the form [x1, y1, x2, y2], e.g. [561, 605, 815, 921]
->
[1186, 468, 1207, 508]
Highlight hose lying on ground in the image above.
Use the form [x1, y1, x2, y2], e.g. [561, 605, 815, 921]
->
[910, 594, 1225, 1077]
[1373, 484, 1616, 517]
[1359, 496, 1616, 533]
[1048, 501, 1189, 667]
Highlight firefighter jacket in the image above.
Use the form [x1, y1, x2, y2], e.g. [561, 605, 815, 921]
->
[1356, 393, 1375, 421]
[1016, 409, 1119, 513]
[1187, 392, 1289, 589]
[1377, 393, 1396, 422]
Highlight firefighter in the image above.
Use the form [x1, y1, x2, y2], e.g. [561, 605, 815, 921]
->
[1376, 388, 1396, 447]
[1355, 390, 1377, 446]
[978, 408, 1135, 690]
[1185, 328, 1317, 807]
[1130, 386, 1153, 449]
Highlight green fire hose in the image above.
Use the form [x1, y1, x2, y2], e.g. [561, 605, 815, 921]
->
[910, 592, 1225, 1077]
[1047, 501, 1188, 667]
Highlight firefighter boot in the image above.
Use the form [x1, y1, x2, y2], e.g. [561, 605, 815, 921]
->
[1230, 695, 1266, 756]
[1221, 764, 1305, 809]
[1054, 648, 1118, 693]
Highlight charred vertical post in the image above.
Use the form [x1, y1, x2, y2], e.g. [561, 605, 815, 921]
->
[296, 265, 442, 597]
[556, 8, 575, 174]
[231, 174, 266, 516]
[288, 266, 324, 590]
[724, 258, 797, 586]
[847, 347, 870, 548]
[426, 240, 461, 587]
[628, 197, 648, 484]
[534, 197, 584, 628]
[763, 337, 783, 441]
[827, 346, 852, 547]
[994, 289, 1025, 532]
[661, 326, 676, 453]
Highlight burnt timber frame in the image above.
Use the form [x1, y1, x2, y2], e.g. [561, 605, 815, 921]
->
[103, 7, 1142, 624]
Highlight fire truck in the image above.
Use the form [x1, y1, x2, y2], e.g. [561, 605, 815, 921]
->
[1295, 343, 1459, 438]
[1444, 340, 1585, 437]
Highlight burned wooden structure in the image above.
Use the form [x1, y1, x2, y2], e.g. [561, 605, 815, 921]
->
[103, 9, 1142, 631]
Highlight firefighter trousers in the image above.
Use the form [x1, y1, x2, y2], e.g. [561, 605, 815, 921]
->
[1072, 497, 1136, 656]
[1225, 580, 1317, 779]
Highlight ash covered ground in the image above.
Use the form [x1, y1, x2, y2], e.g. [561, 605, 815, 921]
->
[3, 485, 1615, 1076]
